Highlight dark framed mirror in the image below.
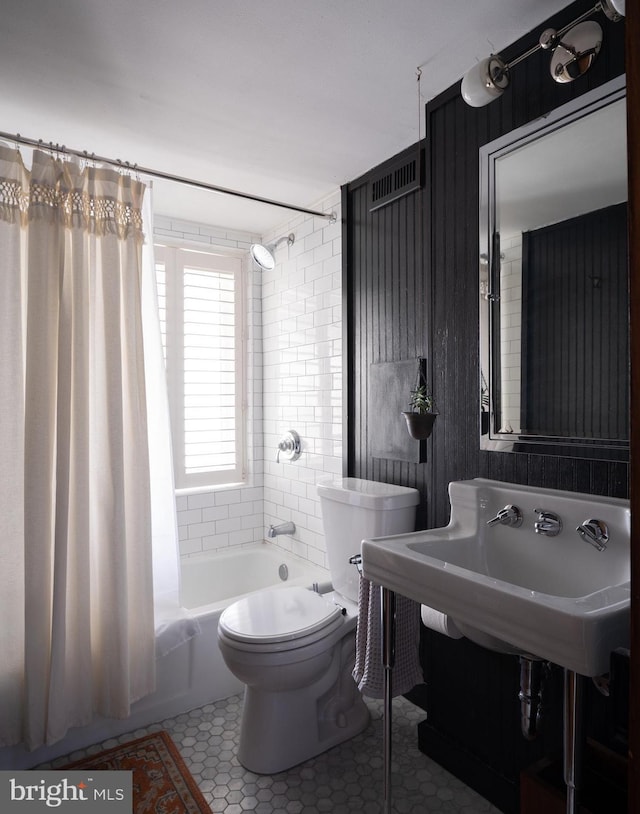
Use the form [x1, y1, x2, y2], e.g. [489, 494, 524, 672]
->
[479, 75, 628, 461]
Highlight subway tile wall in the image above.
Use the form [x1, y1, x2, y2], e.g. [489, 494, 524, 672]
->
[499, 234, 522, 433]
[154, 192, 342, 568]
[261, 190, 342, 569]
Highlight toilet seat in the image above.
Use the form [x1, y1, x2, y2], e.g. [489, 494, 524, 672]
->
[219, 586, 345, 648]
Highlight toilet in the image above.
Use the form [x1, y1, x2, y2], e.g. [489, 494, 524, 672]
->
[217, 476, 420, 774]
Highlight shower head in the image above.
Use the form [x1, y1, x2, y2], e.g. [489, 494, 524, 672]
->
[250, 243, 276, 270]
[250, 233, 295, 270]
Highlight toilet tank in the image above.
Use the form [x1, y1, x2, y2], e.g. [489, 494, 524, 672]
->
[317, 477, 420, 603]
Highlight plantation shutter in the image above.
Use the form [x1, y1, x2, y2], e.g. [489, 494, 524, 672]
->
[155, 245, 245, 488]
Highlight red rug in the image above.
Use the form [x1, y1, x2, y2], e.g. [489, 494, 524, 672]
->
[65, 731, 211, 814]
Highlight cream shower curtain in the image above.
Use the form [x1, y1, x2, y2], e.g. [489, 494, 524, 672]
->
[0, 146, 157, 749]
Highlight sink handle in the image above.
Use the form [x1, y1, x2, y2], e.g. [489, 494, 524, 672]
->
[534, 508, 562, 537]
[576, 519, 608, 551]
[487, 504, 523, 527]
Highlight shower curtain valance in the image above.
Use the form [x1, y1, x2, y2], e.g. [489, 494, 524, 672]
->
[0, 146, 145, 238]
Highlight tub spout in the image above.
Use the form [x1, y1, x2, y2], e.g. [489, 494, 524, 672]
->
[267, 521, 296, 537]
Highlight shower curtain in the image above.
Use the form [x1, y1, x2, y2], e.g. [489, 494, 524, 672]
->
[0, 145, 177, 749]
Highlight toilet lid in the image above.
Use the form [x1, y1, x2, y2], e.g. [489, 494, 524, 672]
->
[219, 586, 343, 644]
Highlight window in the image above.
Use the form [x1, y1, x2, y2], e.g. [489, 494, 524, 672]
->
[155, 244, 245, 489]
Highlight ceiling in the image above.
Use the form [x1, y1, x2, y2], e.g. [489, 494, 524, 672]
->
[0, 0, 570, 235]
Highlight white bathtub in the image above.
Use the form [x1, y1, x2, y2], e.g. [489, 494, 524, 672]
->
[181, 544, 332, 613]
[1, 544, 331, 769]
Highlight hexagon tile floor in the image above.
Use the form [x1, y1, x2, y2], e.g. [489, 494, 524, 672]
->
[43, 693, 501, 813]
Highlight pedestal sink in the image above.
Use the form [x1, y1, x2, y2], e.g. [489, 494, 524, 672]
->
[361, 478, 630, 814]
[361, 478, 630, 676]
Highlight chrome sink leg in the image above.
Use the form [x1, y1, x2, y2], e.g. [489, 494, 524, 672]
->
[381, 586, 396, 814]
[563, 669, 585, 814]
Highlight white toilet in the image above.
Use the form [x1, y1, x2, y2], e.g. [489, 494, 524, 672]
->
[217, 476, 420, 774]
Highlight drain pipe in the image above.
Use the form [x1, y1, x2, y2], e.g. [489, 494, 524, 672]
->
[518, 656, 546, 741]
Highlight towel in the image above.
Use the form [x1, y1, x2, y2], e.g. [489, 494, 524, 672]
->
[352, 575, 424, 698]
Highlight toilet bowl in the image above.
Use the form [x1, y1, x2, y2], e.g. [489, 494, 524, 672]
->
[218, 586, 367, 774]
[217, 477, 420, 774]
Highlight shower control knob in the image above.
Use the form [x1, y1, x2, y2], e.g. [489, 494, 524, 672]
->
[276, 430, 301, 462]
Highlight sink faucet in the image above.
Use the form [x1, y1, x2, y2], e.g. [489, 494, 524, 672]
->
[486, 504, 522, 527]
[534, 509, 562, 537]
[576, 519, 608, 551]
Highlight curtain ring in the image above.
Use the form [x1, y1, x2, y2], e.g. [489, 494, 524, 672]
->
[82, 150, 97, 169]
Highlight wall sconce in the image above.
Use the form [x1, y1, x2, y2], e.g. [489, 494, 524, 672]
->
[461, 0, 625, 107]
[249, 233, 295, 270]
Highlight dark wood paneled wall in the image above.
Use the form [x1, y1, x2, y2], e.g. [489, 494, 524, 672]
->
[344, 1, 628, 811]
[522, 203, 628, 439]
[424, 1, 627, 529]
[345, 150, 433, 528]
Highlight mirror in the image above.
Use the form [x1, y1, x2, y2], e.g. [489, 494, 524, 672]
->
[480, 76, 628, 461]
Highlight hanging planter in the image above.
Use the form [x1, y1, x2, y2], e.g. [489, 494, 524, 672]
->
[402, 409, 437, 440]
[401, 364, 438, 440]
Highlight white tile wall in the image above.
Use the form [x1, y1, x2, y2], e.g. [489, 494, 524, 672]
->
[261, 190, 342, 570]
[499, 234, 522, 432]
[154, 192, 342, 568]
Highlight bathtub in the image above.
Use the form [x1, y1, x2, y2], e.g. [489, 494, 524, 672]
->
[180, 543, 332, 613]
[1, 544, 331, 769]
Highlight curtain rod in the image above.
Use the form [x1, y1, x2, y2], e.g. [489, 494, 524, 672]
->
[0, 130, 336, 221]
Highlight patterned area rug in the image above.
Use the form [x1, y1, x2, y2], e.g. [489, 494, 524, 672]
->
[65, 731, 211, 813]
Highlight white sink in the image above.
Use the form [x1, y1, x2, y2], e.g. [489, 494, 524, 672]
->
[361, 478, 630, 676]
